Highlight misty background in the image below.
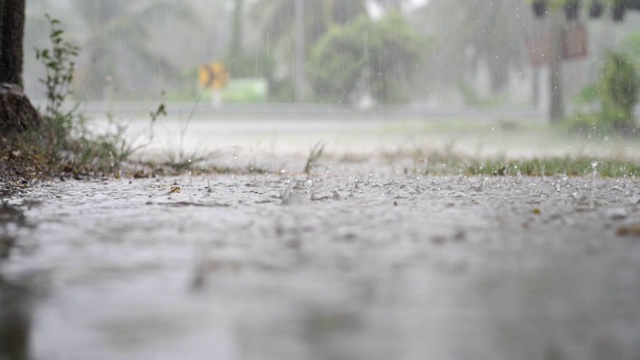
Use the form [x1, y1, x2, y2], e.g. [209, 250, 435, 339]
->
[21, 0, 640, 114]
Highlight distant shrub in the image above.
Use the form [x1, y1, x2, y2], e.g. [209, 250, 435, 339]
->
[568, 51, 639, 136]
[307, 12, 428, 105]
[600, 51, 639, 132]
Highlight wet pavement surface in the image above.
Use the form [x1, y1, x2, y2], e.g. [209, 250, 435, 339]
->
[1, 168, 640, 359]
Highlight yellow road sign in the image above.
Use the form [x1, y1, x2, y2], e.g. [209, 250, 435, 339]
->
[198, 62, 228, 90]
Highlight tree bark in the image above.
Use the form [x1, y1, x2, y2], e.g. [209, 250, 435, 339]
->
[0, 84, 40, 137]
[0, 0, 38, 137]
[0, 0, 25, 87]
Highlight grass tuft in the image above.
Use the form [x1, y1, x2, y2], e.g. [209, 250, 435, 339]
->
[465, 156, 640, 178]
[303, 141, 326, 175]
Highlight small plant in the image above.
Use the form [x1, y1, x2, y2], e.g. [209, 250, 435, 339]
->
[303, 141, 326, 174]
[160, 93, 215, 172]
[35, 15, 80, 124]
[33, 14, 81, 153]
[149, 103, 167, 123]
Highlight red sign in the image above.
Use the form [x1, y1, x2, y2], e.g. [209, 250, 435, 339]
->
[563, 23, 588, 60]
[527, 23, 588, 67]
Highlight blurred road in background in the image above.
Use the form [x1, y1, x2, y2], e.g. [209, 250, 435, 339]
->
[71, 102, 545, 122]
[68, 102, 640, 166]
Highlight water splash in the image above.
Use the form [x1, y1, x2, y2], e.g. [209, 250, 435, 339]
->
[206, 178, 213, 193]
[414, 175, 421, 193]
[590, 160, 598, 209]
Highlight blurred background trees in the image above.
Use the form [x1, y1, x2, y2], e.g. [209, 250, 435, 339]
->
[69, 0, 194, 100]
[307, 11, 427, 104]
[247, 0, 369, 101]
[414, 0, 532, 96]
[20, 0, 640, 125]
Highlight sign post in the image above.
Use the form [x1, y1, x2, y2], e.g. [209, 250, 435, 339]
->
[198, 62, 229, 108]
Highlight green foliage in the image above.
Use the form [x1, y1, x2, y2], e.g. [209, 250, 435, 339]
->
[25, 15, 151, 175]
[149, 103, 167, 123]
[566, 84, 602, 135]
[577, 83, 600, 104]
[250, 0, 368, 53]
[303, 141, 325, 174]
[619, 33, 640, 70]
[568, 51, 639, 136]
[600, 51, 639, 132]
[307, 12, 427, 104]
[31, 14, 82, 155]
[402, 148, 640, 178]
[249, 0, 369, 102]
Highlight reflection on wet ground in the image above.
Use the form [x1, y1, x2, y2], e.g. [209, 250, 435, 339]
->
[1, 172, 640, 359]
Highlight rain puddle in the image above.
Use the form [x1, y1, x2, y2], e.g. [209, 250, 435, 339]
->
[1, 170, 640, 359]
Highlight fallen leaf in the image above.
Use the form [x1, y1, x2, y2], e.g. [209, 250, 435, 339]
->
[167, 186, 181, 195]
[616, 224, 640, 237]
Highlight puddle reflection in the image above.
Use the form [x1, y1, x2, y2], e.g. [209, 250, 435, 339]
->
[0, 275, 33, 360]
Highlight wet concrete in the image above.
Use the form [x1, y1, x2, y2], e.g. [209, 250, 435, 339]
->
[1, 169, 640, 359]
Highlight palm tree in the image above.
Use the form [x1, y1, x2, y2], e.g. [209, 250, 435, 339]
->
[248, 0, 369, 100]
[250, 0, 367, 51]
[69, 0, 193, 100]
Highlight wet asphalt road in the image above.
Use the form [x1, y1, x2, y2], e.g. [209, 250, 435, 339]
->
[1, 168, 640, 359]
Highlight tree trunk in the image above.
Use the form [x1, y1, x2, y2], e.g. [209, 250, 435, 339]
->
[0, 0, 39, 137]
[0, 0, 25, 87]
[0, 84, 40, 137]
[230, 0, 243, 60]
[548, 11, 565, 124]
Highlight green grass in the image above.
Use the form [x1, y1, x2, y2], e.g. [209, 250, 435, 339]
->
[466, 157, 640, 177]
[415, 153, 640, 178]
